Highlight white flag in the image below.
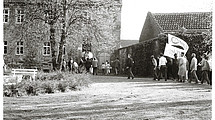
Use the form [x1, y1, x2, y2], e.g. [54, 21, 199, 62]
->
[168, 34, 189, 53]
[164, 43, 184, 58]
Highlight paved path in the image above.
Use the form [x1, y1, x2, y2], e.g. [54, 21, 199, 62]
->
[4, 75, 212, 120]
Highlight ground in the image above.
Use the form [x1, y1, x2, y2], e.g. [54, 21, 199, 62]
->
[4, 75, 212, 120]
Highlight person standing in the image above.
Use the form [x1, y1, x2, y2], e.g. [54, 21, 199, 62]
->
[126, 54, 134, 79]
[178, 52, 187, 82]
[189, 53, 199, 83]
[158, 53, 167, 81]
[92, 57, 98, 75]
[61, 59, 67, 72]
[106, 61, 111, 75]
[151, 55, 158, 80]
[73, 61, 79, 73]
[167, 57, 173, 80]
[114, 58, 120, 75]
[70, 58, 74, 73]
[68, 59, 71, 72]
[85, 58, 92, 74]
[198, 53, 210, 85]
[101, 63, 106, 75]
[172, 53, 179, 81]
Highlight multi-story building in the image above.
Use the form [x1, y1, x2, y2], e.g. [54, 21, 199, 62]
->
[3, 0, 122, 71]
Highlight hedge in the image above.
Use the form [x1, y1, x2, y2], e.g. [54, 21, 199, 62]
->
[112, 32, 211, 77]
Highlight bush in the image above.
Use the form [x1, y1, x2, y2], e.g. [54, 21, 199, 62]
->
[57, 82, 67, 92]
[3, 72, 91, 97]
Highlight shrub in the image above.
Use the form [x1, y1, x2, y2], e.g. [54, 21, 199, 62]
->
[57, 81, 67, 92]
[3, 72, 92, 97]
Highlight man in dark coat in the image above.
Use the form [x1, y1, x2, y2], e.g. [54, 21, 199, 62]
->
[85, 58, 92, 74]
[126, 54, 134, 79]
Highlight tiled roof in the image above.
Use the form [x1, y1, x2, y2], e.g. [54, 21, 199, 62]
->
[152, 12, 212, 31]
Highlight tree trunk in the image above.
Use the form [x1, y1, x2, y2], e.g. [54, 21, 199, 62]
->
[57, 30, 65, 69]
[57, 0, 67, 69]
[50, 24, 57, 71]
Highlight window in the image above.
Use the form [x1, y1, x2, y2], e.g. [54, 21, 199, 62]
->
[3, 8, 9, 23]
[4, 41, 7, 54]
[44, 42, 51, 55]
[16, 9, 24, 24]
[16, 41, 24, 55]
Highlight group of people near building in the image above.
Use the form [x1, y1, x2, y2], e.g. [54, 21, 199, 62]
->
[61, 57, 99, 75]
[151, 52, 212, 85]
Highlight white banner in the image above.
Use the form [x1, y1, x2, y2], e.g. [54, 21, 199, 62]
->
[168, 34, 189, 53]
[164, 43, 184, 58]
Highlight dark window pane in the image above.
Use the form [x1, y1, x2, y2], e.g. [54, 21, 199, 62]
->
[4, 46, 7, 54]
[4, 41, 7, 45]
[20, 47, 23, 54]
[17, 47, 19, 54]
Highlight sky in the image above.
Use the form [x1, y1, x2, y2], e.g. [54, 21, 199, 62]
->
[121, 0, 213, 40]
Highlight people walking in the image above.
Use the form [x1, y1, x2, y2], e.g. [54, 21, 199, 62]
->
[114, 58, 120, 75]
[151, 55, 158, 80]
[158, 53, 167, 81]
[126, 54, 134, 79]
[92, 57, 98, 75]
[167, 57, 173, 80]
[172, 53, 179, 81]
[198, 53, 210, 85]
[189, 53, 200, 83]
[178, 52, 187, 82]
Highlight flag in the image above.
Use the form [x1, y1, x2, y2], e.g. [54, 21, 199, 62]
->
[168, 34, 189, 53]
[164, 43, 184, 58]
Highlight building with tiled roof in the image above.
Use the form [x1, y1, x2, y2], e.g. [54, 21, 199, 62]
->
[139, 12, 212, 42]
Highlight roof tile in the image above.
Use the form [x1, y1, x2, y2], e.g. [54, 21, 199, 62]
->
[152, 12, 212, 31]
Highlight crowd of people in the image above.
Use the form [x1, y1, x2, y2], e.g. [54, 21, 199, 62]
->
[61, 57, 114, 75]
[61, 57, 98, 75]
[60, 51, 211, 85]
[151, 52, 212, 85]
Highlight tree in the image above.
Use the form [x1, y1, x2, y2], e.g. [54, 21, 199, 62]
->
[15, 0, 121, 70]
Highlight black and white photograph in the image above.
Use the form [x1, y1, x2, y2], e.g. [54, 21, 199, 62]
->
[2, 0, 213, 119]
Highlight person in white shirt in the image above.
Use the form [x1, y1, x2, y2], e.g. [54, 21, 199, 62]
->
[158, 53, 167, 81]
[189, 53, 199, 83]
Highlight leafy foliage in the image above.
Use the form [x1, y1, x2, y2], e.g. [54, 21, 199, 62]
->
[3, 72, 91, 96]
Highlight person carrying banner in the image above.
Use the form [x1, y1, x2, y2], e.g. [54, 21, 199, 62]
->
[158, 53, 167, 81]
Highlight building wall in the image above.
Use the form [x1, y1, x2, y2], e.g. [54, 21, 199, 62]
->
[3, 0, 122, 70]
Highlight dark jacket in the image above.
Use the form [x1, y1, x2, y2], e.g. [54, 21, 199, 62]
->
[127, 58, 134, 68]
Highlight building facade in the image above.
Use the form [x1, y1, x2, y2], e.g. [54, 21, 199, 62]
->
[3, 0, 122, 71]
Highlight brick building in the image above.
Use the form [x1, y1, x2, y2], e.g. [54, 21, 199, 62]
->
[3, 0, 122, 71]
[139, 12, 212, 42]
